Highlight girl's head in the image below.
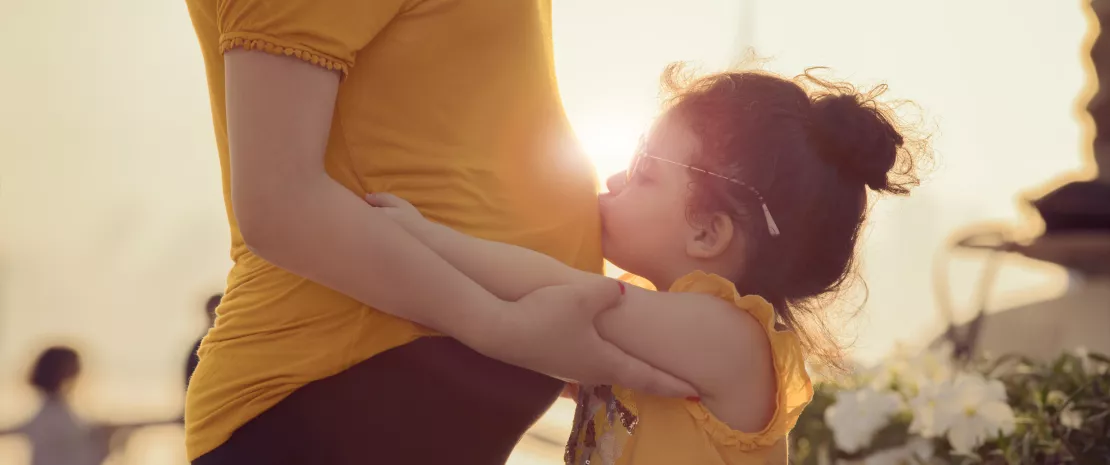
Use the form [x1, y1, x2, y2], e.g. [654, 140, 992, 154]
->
[29, 346, 82, 398]
[599, 65, 928, 367]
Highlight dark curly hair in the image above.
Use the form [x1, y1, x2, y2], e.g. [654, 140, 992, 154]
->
[662, 64, 930, 370]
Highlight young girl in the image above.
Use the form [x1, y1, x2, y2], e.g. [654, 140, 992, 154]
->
[365, 65, 925, 464]
[0, 346, 173, 465]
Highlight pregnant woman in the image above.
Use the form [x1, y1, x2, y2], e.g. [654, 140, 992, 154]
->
[182, 1, 692, 464]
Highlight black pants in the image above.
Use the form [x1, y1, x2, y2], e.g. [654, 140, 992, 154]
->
[192, 337, 563, 465]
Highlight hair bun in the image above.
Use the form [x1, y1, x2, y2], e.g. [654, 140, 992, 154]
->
[809, 93, 908, 193]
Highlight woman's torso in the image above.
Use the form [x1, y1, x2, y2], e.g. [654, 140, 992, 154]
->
[183, 0, 603, 459]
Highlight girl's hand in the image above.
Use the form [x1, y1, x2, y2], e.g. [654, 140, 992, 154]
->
[365, 193, 427, 231]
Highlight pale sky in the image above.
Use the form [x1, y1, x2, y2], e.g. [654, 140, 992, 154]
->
[0, 0, 1093, 463]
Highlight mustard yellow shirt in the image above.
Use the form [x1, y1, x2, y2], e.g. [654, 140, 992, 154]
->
[566, 272, 814, 465]
[183, 0, 602, 459]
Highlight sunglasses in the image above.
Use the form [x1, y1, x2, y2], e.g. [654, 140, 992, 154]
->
[628, 151, 781, 237]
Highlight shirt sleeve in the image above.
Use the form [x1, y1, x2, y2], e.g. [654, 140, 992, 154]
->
[216, 0, 414, 75]
[672, 271, 815, 451]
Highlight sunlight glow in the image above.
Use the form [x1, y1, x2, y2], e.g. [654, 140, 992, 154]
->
[576, 115, 644, 185]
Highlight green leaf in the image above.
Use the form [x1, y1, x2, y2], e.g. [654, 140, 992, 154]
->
[1086, 352, 1110, 365]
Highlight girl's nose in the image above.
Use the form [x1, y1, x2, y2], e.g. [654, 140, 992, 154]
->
[605, 171, 628, 195]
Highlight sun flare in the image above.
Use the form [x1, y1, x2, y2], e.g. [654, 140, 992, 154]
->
[575, 115, 650, 188]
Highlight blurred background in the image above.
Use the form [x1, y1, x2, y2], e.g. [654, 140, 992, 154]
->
[0, 1, 1104, 464]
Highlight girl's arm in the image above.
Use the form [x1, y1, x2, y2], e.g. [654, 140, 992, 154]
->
[368, 194, 771, 410]
[364, 195, 594, 302]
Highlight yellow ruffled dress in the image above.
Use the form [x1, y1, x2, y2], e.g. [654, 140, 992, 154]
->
[565, 271, 814, 465]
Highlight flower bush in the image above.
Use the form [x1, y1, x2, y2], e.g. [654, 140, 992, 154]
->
[790, 346, 1110, 464]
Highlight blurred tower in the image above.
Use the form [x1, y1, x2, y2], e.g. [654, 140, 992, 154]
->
[1088, 0, 1110, 181]
[935, 2, 1110, 360]
[1024, 0, 1110, 242]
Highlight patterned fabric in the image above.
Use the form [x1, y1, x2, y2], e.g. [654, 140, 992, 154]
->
[565, 385, 639, 465]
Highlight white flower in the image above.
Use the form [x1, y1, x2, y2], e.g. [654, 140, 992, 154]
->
[1060, 406, 1084, 429]
[1046, 390, 1068, 407]
[863, 438, 935, 465]
[824, 388, 904, 453]
[1043, 390, 1085, 429]
[933, 374, 1016, 454]
[864, 344, 915, 391]
[907, 382, 945, 438]
[866, 343, 955, 397]
[905, 345, 955, 392]
[1074, 347, 1108, 375]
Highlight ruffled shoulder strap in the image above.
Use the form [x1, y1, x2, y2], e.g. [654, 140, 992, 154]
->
[669, 271, 814, 451]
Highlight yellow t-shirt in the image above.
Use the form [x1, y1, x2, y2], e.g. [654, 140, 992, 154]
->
[183, 0, 602, 459]
[566, 272, 814, 465]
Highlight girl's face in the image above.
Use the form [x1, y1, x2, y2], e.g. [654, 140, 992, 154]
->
[599, 113, 703, 286]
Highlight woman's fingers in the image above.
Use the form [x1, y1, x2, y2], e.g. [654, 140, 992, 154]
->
[569, 279, 697, 398]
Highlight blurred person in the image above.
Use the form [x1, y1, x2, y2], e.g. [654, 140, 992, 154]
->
[183, 1, 693, 464]
[0, 346, 167, 465]
[184, 294, 221, 392]
[365, 66, 929, 464]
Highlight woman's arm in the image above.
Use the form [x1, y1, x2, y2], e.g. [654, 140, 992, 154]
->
[368, 194, 768, 402]
[227, 50, 499, 340]
[222, 50, 693, 397]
